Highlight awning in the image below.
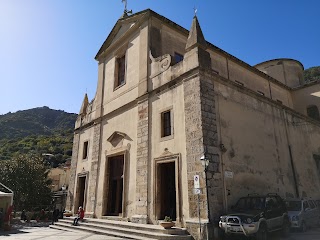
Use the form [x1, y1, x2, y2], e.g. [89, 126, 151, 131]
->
[0, 183, 14, 205]
[0, 191, 13, 197]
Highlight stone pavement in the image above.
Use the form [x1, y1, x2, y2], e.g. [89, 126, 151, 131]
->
[1, 225, 320, 240]
[0, 226, 126, 240]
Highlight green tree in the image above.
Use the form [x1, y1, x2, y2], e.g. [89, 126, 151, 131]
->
[0, 155, 52, 210]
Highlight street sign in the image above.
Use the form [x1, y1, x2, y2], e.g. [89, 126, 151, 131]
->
[194, 175, 200, 188]
[225, 171, 234, 179]
[193, 188, 201, 195]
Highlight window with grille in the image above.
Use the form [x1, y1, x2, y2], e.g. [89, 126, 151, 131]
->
[161, 110, 172, 137]
[115, 54, 126, 88]
[83, 141, 88, 159]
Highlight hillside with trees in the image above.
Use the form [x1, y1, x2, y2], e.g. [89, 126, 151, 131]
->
[304, 66, 320, 83]
[0, 106, 77, 166]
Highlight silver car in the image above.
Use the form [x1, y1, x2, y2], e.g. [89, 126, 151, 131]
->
[285, 198, 320, 232]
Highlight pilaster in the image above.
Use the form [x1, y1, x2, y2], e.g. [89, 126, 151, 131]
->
[87, 123, 101, 215]
[66, 132, 80, 213]
[132, 98, 149, 224]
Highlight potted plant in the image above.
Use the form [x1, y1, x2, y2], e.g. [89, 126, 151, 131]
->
[160, 216, 175, 229]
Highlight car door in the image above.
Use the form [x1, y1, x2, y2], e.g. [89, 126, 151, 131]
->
[265, 197, 278, 230]
[308, 200, 317, 226]
[303, 200, 312, 227]
[272, 197, 285, 228]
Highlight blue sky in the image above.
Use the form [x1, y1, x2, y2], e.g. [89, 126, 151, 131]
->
[0, 0, 319, 115]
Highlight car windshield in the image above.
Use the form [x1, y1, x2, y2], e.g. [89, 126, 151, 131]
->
[286, 201, 301, 211]
[234, 197, 265, 211]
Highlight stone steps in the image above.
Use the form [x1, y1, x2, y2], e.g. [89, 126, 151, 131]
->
[50, 217, 192, 240]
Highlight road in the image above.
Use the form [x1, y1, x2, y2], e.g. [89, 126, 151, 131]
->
[228, 228, 320, 240]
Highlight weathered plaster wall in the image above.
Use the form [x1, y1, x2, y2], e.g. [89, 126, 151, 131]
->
[149, 83, 189, 223]
[255, 59, 304, 88]
[102, 32, 140, 115]
[161, 24, 187, 58]
[74, 127, 95, 212]
[215, 81, 320, 209]
[292, 84, 320, 115]
[95, 106, 138, 218]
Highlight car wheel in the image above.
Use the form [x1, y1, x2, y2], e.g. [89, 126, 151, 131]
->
[281, 219, 290, 237]
[256, 224, 268, 240]
[300, 221, 307, 232]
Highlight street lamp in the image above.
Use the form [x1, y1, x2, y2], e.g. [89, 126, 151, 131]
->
[200, 155, 209, 172]
[200, 154, 210, 240]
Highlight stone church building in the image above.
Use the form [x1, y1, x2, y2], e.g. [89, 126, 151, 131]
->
[66, 9, 320, 238]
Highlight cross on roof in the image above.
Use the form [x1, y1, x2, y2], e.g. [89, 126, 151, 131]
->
[193, 6, 198, 17]
[122, 0, 128, 12]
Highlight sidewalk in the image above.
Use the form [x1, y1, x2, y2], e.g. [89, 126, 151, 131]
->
[0, 222, 126, 239]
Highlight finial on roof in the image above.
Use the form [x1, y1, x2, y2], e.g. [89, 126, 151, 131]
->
[185, 15, 207, 51]
[79, 93, 89, 116]
[120, 0, 133, 18]
[193, 6, 197, 17]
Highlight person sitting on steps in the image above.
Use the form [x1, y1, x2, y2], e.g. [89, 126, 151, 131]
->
[73, 206, 84, 226]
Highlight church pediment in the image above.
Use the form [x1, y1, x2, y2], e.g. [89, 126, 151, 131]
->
[95, 10, 149, 60]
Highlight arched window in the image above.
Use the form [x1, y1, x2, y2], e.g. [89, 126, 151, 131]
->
[307, 105, 320, 121]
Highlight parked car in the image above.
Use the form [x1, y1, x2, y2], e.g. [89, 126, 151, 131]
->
[285, 198, 320, 232]
[219, 193, 290, 240]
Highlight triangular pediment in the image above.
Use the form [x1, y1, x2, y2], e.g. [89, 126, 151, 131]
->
[95, 10, 150, 60]
[107, 131, 132, 148]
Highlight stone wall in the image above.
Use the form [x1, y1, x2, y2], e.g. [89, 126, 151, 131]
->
[183, 71, 223, 239]
[66, 132, 80, 212]
[132, 99, 149, 224]
[87, 123, 101, 214]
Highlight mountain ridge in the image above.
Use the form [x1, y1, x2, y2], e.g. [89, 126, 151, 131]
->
[0, 106, 77, 140]
[0, 106, 77, 165]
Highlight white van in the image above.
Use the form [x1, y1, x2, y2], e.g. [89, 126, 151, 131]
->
[285, 198, 320, 232]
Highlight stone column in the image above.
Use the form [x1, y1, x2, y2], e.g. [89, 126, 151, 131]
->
[66, 132, 80, 213]
[132, 98, 149, 224]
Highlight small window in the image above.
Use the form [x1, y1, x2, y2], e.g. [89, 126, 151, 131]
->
[83, 141, 88, 159]
[115, 54, 126, 88]
[257, 90, 265, 96]
[307, 105, 320, 121]
[174, 52, 184, 64]
[161, 110, 172, 137]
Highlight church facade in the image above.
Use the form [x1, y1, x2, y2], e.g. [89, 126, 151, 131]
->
[66, 9, 320, 238]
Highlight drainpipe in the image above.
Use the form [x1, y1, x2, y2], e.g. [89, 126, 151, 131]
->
[283, 109, 299, 198]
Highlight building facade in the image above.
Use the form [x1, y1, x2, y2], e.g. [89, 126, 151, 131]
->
[66, 9, 320, 238]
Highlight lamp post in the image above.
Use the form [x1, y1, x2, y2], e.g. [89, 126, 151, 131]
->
[200, 154, 210, 240]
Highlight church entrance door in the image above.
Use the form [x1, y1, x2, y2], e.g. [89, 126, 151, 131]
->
[158, 162, 176, 220]
[106, 155, 124, 216]
[76, 175, 86, 212]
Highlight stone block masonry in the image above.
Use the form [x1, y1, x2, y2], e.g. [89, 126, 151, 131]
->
[66, 132, 80, 212]
[184, 72, 223, 239]
[132, 99, 149, 224]
[88, 123, 101, 213]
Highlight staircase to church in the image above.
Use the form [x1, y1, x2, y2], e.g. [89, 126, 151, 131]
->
[50, 217, 192, 240]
